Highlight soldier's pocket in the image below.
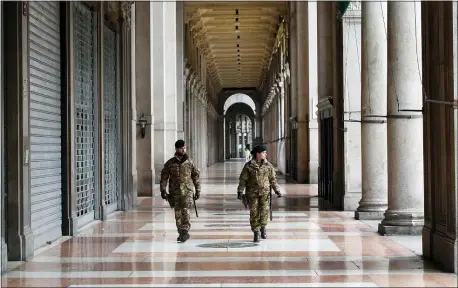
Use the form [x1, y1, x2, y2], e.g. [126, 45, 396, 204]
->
[183, 195, 193, 209]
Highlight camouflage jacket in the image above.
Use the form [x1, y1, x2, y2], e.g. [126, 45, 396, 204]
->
[160, 153, 201, 197]
[237, 159, 280, 196]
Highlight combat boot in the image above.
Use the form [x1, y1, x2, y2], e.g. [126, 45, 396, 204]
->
[181, 231, 190, 242]
[253, 231, 260, 243]
[260, 226, 267, 239]
[177, 231, 183, 242]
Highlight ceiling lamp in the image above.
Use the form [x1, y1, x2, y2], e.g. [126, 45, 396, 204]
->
[235, 17, 240, 26]
[235, 25, 239, 33]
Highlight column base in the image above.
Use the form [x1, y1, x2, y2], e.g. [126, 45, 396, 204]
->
[343, 192, 361, 211]
[378, 210, 424, 235]
[355, 210, 385, 220]
[1, 239, 7, 273]
[355, 201, 387, 220]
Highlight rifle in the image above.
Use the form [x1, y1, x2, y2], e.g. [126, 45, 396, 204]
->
[193, 193, 199, 217]
[269, 186, 273, 221]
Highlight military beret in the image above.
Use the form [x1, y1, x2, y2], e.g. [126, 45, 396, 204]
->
[175, 139, 185, 149]
[251, 144, 266, 154]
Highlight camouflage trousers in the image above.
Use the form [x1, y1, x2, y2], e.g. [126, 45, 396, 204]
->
[172, 194, 193, 233]
[247, 194, 270, 232]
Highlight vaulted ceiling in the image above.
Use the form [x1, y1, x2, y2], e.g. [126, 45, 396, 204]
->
[184, 2, 287, 90]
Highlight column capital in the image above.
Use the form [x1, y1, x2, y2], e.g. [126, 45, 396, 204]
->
[343, 1, 362, 19]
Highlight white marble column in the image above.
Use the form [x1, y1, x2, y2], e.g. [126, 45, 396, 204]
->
[277, 77, 287, 173]
[194, 86, 199, 165]
[236, 115, 240, 158]
[196, 97, 201, 167]
[241, 117, 246, 153]
[307, 2, 319, 184]
[355, 2, 388, 220]
[151, 2, 179, 183]
[342, 4, 362, 211]
[176, 2, 185, 141]
[378, 2, 424, 235]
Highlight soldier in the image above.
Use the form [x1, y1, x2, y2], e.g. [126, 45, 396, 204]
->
[160, 139, 201, 242]
[237, 144, 282, 242]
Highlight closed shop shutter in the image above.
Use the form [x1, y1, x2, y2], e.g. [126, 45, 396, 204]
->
[103, 25, 120, 213]
[28, 1, 63, 249]
[73, 2, 97, 228]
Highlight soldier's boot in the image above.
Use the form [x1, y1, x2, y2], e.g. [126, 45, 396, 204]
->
[260, 226, 267, 239]
[181, 231, 190, 242]
[177, 231, 183, 242]
[253, 231, 260, 243]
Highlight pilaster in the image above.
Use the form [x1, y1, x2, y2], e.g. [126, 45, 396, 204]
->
[135, 2, 155, 196]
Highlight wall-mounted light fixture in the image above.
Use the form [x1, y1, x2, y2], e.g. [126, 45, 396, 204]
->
[137, 113, 151, 138]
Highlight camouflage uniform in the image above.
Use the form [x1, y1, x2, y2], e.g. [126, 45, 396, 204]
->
[237, 159, 280, 232]
[160, 153, 200, 235]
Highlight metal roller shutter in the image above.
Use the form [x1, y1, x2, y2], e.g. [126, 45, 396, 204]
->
[28, 1, 63, 249]
[73, 2, 97, 228]
[103, 25, 120, 213]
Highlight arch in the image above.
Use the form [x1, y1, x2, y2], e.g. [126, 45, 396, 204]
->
[223, 93, 256, 115]
[225, 102, 255, 119]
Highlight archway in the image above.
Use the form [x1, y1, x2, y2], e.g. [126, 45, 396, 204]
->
[223, 93, 256, 116]
[224, 102, 256, 160]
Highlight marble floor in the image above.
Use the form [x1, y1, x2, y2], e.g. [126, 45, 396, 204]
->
[2, 161, 457, 287]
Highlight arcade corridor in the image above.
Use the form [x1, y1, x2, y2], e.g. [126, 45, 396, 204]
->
[2, 162, 456, 287]
[1, 1, 458, 286]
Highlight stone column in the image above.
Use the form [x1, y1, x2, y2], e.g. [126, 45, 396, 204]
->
[190, 80, 196, 159]
[277, 77, 286, 173]
[225, 118, 230, 159]
[307, 2, 319, 184]
[296, 1, 310, 183]
[241, 117, 246, 153]
[341, 3, 362, 211]
[193, 92, 198, 163]
[176, 2, 185, 141]
[279, 76, 285, 138]
[378, 2, 424, 235]
[355, 2, 388, 220]
[152, 2, 179, 183]
[135, 2, 154, 194]
[129, 3, 138, 207]
[236, 115, 240, 158]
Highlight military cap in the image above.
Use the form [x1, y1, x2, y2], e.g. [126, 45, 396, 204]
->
[251, 144, 266, 154]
